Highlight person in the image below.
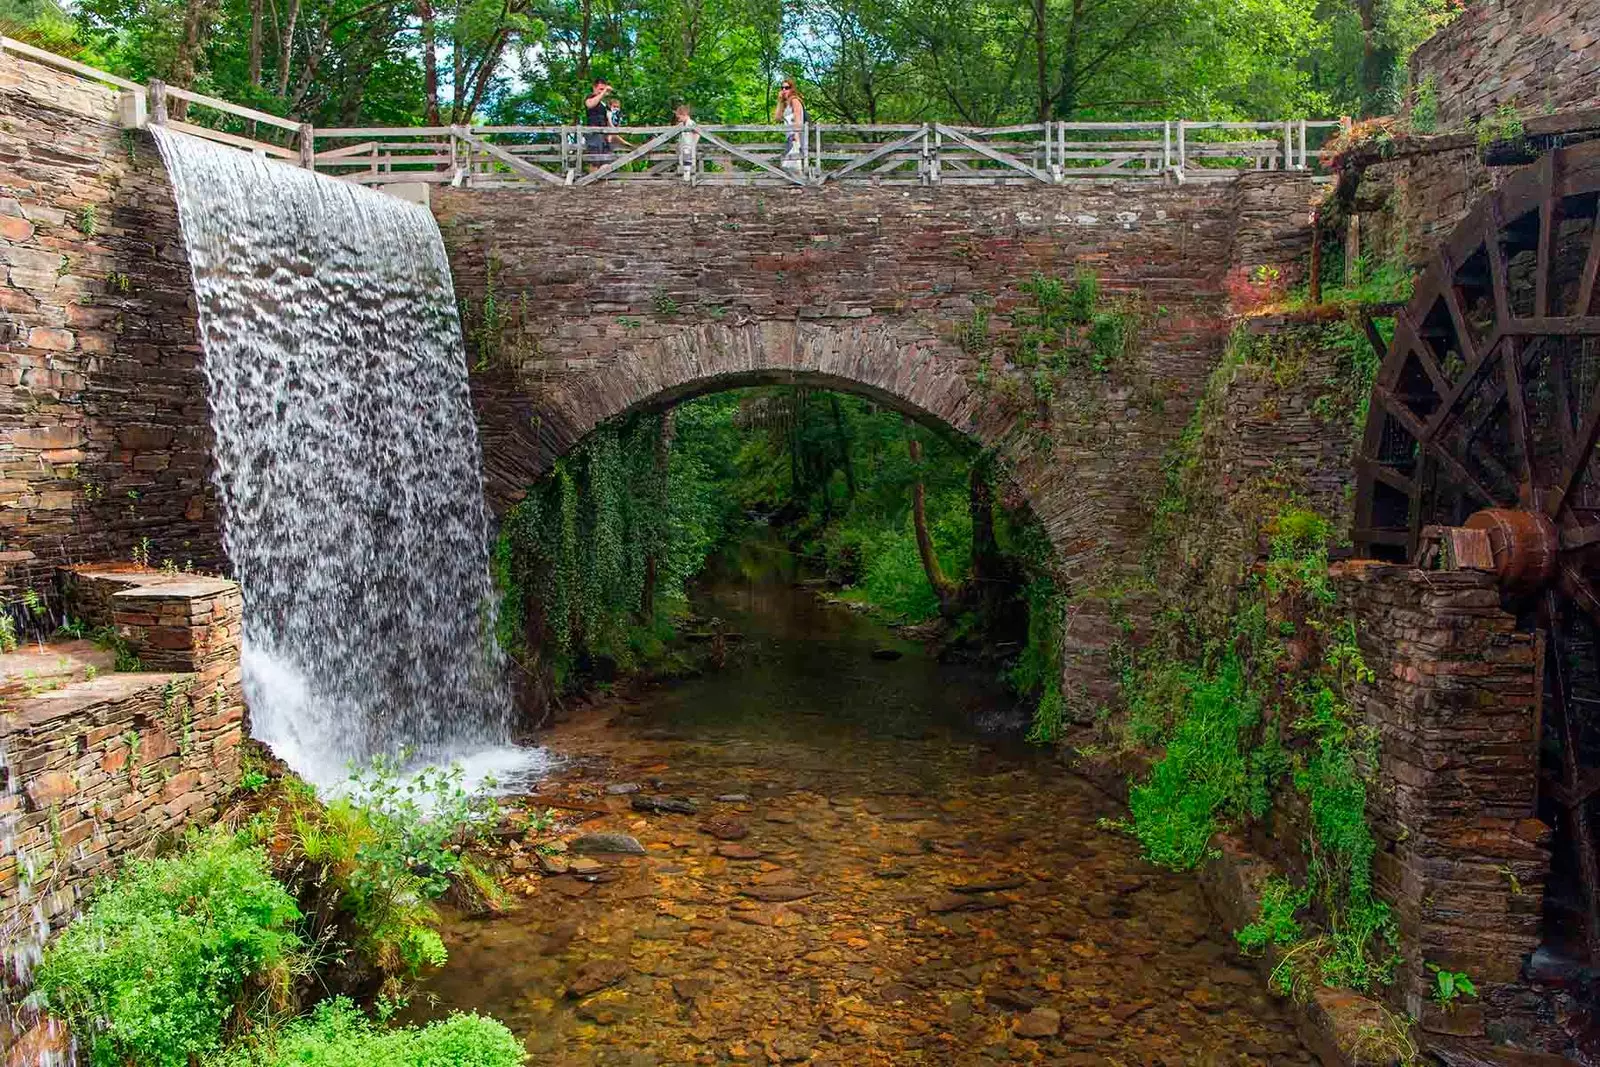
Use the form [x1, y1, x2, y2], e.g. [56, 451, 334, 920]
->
[605, 97, 633, 150]
[674, 103, 699, 178]
[773, 79, 804, 171]
[583, 79, 613, 158]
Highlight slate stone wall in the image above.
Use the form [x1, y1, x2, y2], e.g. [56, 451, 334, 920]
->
[1411, 0, 1600, 129]
[0, 55, 222, 598]
[0, 568, 245, 994]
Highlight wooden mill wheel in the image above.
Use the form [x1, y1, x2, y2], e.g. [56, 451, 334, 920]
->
[1353, 138, 1600, 958]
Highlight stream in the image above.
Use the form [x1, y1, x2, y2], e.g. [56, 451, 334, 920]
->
[415, 538, 1319, 1066]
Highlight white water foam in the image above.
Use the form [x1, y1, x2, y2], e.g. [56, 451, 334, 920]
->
[152, 128, 546, 790]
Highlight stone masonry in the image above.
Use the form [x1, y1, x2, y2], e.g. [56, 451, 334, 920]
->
[439, 174, 1322, 713]
[0, 567, 245, 994]
[1410, 0, 1600, 130]
[1335, 563, 1549, 1051]
[0, 54, 221, 598]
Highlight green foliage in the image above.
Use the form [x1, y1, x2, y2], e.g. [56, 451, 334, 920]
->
[1009, 270, 1133, 380]
[34, 829, 302, 1067]
[206, 997, 525, 1067]
[1410, 72, 1438, 133]
[1476, 102, 1524, 148]
[1237, 876, 1311, 954]
[1426, 963, 1477, 1009]
[0, 612, 15, 653]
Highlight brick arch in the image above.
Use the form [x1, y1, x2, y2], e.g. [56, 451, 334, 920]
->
[473, 321, 997, 511]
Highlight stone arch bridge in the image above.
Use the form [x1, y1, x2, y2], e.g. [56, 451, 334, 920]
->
[440, 178, 1319, 707]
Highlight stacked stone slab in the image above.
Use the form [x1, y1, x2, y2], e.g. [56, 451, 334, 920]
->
[1335, 562, 1549, 1049]
[1410, 0, 1600, 129]
[0, 567, 245, 990]
[0, 53, 221, 597]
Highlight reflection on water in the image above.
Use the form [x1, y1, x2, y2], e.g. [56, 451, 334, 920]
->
[416, 535, 1319, 1065]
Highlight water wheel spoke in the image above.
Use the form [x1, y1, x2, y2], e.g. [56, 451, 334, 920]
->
[1437, 254, 1479, 366]
[1563, 523, 1600, 551]
[1541, 593, 1600, 960]
[1554, 371, 1600, 512]
[1488, 199, 1514, 325]
[1537, 153, 1560, 319]
[1550, 334, 1579, 452]
[1399, 308, 1453, 397]
[1423, 327, 1505, 443]
[1582, 204, 1600, 316]
[1502, 337, 1538, 503]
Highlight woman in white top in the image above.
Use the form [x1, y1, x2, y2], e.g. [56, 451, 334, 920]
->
[773, 80, 804, 170]
[675, 104, 700, 178]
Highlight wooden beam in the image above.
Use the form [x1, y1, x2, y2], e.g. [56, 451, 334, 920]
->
[1502, 337, 1538, 504]
[695, 129, 807, 186]
[935, 125, 1052, 183]
[455, 129, 563, 186]
[821, 126, 929, 183]
[576, 127, 681, 186]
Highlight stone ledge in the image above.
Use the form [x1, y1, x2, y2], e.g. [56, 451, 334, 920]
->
[0, 670, 188, 736]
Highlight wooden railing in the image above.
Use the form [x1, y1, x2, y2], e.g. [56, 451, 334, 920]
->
[4, 36, 1340, 188]
[313, 120, 1342, 187]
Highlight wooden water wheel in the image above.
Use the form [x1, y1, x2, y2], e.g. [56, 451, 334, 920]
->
[1353, 138, 1600, 958]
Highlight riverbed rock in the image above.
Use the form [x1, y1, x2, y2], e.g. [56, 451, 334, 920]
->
[699, 815, 749, 840]
[568, 856, 605, 876]
[718, 843, 764, 860]
[606, 782, 642, 794]
[632, 795, 699, 815]
[740, 884, 816, 902]
[929, 892, 1007, 913]
[570, 832, 647, 854]
[537, 853, 570, 875]
[1015, 1008, 1061, 1038]
[568, 959, 630, 998]
[715, 793, 751, 802]
[950, 876, 1025, 893]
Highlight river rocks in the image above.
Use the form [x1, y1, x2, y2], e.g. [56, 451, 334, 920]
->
[605, 782, 641, 795]
[570, 832, 647, 854]
[1015, 1008, 1061, 1038]
[715, 793, 751, 802]
[717, 843, 763, 860]
[949, 876, 1026, 893]
[632, 795, 699, 815]
[567, 959, 630, 998]
[537, 852, 570, 875]
[870, 647, 902, 660]
[928, 891, 1007, 913]
[567, 856, 605, 876]
[740, 884, 816, 902]
[699, 815, 749, 840]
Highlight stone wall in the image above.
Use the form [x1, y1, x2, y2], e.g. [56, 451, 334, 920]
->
[1411, 0, 1600, 129]
[439, 174, 1320, 711]
[0, 54, 221, 597]
[1335, 563, 1550, 1054]
[0, 567, 244, 1000]
[1349, 136, 1502, 270]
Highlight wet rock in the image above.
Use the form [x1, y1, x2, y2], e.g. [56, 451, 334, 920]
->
[606, 782, 642, 795]
[929, 892, 1007, 913]
[718, 843, 764, 860]
[700, 815, 750, 840]
[740, 884, 816, 902]
[549, 877, 595, 897]
[537, 852, 570, 875]
[950, 877, 1025, 894]
[510, 854, 532, 872]
[1014, 1008, 1061, 1038]
[871, 647, 903, 660]
[764, 811, 798, 824]
[633, 795, 699, 815]
[568, 857, 605, 876]
[571, 832, 647, 854]
[716, 793, 751, 802]
[575, 994, 637, 1024]
[768, 1036, 810, 1062]
[947, 994, 974, 1023]
[987, 989, 1038, 1011]
[872, 868, 910, 879]
[568, 959, 630, 998]
[672, 977, 711, 1001]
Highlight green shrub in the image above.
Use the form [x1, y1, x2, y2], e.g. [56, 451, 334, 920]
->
[1237, 876, 1311, 955]
[34, 830, 301, 1067]
[206, 997, 525, 1067]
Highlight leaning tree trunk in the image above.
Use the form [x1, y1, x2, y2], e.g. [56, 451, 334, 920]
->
[906, 431, 956, 612]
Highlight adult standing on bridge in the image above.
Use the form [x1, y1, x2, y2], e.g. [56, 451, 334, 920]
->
[774, 80, 804, 171]
[584, 79, 614, 159]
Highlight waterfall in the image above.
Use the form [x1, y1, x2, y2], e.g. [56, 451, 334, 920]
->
[152, 128, 543, 789]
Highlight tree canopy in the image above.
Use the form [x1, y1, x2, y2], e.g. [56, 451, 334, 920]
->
[0, 0, 1460, 127]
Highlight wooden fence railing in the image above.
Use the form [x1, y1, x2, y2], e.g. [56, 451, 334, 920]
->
[4, 36, 1340, 189]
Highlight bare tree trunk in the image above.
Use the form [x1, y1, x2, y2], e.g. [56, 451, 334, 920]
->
[1033, 0, 1048, 123]
[276, 0, 300, 97]
[906, 433, 955, 610]
[417, 0, 442, 125]
[576, 0, 594, 116]
[249, 0, 264, 87]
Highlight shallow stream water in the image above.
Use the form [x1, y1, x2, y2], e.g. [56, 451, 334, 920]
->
[417, 540, 1319, 1065]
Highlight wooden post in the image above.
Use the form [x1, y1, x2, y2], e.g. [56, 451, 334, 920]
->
[1176, 120, 1186, 177]
[148, 78, 168, 125]
[1309, 207, 1323, 305]
[1298, 119, 1308, 170]
[1282, 120, 1292, 171]
[920, 124, 930, 185]
[298, 122, 314, 169]
[1345, 213, 1362, 285]
[932, 124, 942, 184]
[1162, 121, 1171, 174]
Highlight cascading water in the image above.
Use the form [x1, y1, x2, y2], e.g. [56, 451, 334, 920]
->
[152, 128, 545, 789]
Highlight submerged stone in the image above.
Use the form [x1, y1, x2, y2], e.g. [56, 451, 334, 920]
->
[570, 832, 647, 854]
